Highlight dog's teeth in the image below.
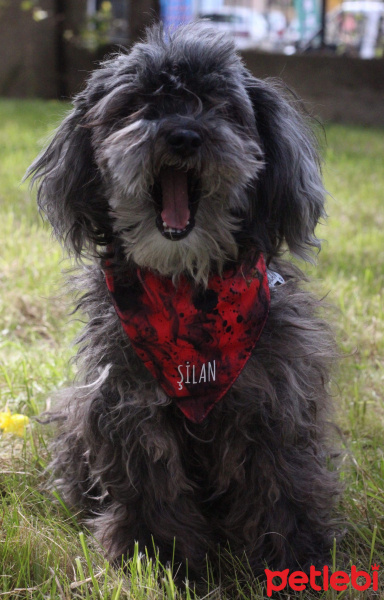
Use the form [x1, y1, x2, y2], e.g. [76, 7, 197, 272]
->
[162, 223, 190, 235]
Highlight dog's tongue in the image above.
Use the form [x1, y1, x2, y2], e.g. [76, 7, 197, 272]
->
[160, 168, 190, 230]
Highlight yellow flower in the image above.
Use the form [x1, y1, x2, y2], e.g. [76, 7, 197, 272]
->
[0, 410, 11, 429]
[0, 410, 30, 437]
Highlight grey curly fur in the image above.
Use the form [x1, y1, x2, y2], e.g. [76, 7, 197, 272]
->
[27, 22, 340, 577]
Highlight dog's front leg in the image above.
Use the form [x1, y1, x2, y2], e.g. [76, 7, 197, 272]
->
[77, 395, 215, 573]
[215, 428, 338, 574]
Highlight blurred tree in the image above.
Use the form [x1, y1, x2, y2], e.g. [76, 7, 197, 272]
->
[81, 1, 115, 50]
[54, 0, 67, 99]
[15, 0, 161, 98]
[127, 0, 160, 42]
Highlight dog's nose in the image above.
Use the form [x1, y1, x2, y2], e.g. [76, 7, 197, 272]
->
[167, 129, 202, 155]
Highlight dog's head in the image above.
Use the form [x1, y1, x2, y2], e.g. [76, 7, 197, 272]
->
[28, 22, 325, 284]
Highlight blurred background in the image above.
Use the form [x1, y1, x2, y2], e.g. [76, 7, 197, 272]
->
[0, 0, 383, 125]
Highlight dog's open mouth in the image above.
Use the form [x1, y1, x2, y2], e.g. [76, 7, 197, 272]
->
[152, 167, 200, 241]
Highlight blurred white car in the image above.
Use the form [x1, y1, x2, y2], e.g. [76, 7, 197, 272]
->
[199, 7, 268, 48]
[281, 18, 300, 54]
[266, 10, 287, 44]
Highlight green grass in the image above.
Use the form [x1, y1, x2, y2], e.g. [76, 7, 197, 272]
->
[0, 99, 383, 599]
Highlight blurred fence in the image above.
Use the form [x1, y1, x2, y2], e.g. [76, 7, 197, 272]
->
[0, 0, 383, 126]
[242, 49, 384, 126]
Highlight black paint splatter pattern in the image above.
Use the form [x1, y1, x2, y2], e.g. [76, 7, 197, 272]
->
[105, 256, 270, 423]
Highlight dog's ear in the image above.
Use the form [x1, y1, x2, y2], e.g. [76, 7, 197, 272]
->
[26, 101, 111, 257]
[245, 76, 326, 261]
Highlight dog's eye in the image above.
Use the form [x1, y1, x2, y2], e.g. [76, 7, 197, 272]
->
[217, 104, 236, 121]
[218, 103, 248, 127]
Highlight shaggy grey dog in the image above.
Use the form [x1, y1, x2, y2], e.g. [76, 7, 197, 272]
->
[28, 22, 340, 578]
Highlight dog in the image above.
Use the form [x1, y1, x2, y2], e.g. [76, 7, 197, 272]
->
[28, 22, 340, 578]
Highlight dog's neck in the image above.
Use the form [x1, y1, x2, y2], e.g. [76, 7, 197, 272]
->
[103, 246, 271, 423]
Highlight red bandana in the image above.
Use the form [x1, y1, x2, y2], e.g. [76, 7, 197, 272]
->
[104, 253, 270, 424]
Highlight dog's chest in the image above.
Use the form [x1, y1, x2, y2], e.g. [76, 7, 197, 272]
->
[104, 255, 271, 423]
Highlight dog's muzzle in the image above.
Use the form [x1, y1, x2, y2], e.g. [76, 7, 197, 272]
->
[150, 126, 202, 241]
